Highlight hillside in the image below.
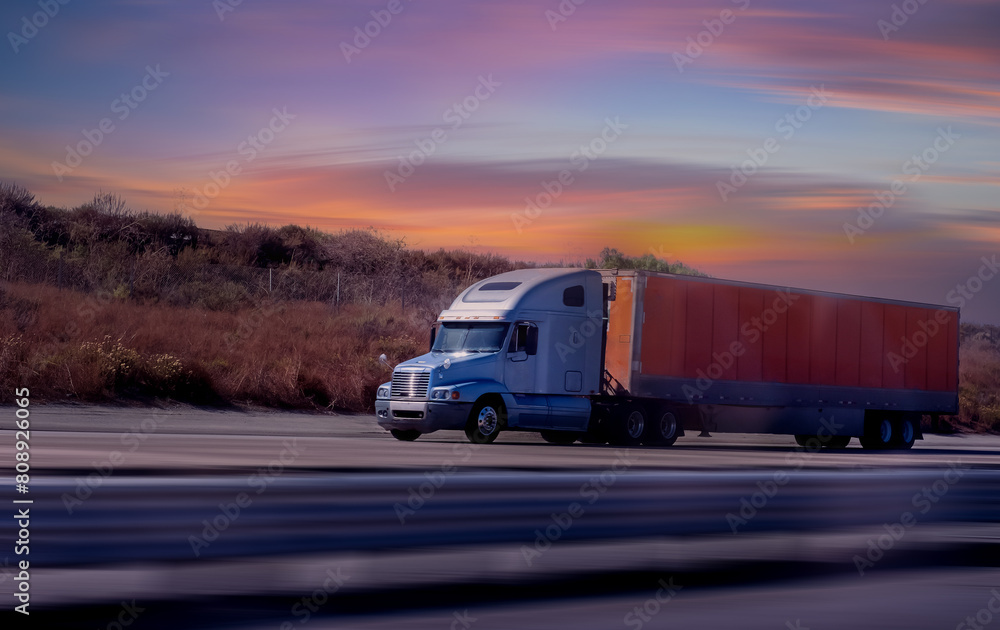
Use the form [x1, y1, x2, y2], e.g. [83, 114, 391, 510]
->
[0, 183, 701, 410]
[0, 182, 997, 432]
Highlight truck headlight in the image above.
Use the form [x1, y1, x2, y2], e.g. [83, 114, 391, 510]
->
[431, 388, 457, 400]
[376, 385, 390, 399]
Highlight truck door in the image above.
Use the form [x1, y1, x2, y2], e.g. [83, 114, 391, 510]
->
[504, 322, 537, 393]
[505, 322, 549, 426]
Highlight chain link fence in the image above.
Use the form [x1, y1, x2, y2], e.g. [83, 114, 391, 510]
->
[1, 241, 462, 323]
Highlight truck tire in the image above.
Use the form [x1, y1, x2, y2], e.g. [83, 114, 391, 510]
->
[610, 403, 646, 446]
[794, 434, 816, 448]
[644, 409, 679, 446]
[891, 417, 916, 450]
[466, 397, 505, 444]
[390, 429, 420, 441]
[540, 430, 582, 445]
[580, 407, 609, 444]
[860, 416, 894, 450]
[825, 435, 851, 449]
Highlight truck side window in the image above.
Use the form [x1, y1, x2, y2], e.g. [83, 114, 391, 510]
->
[563, 285, 585, 307]
[509, 323, 537, 355]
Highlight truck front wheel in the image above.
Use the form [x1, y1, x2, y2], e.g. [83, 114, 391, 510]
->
[466, 398, 505, 444]
[390, 429, 420, 441]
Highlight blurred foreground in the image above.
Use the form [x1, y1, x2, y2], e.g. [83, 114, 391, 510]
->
[2, 406, 999, 628]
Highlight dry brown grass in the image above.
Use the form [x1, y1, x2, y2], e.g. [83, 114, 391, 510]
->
[956, 339, 1000, 432]
[0, 282, 421, 410]
[3, 280, 999, 432]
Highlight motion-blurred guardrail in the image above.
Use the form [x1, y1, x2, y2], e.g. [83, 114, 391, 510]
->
[22, 469, 1000, 566]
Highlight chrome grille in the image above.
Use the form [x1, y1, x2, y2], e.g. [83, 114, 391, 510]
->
[391, 370, 430, 399]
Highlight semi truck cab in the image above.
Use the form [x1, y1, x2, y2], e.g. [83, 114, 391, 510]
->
[375, 268, 605, 443]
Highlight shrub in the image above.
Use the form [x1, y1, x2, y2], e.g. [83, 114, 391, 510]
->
[74, 336, 188, 399]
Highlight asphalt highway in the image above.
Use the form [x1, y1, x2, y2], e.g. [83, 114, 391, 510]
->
[3, 404, 999, 472]
[2, 405, 999, 629]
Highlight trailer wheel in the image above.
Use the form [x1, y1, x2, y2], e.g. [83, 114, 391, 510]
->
[466, 397, 505, 444]
[891, 417, 916, 450]
[644, 410, 679, 446]
[610, 403, 646, 446]
[540, 430, 582, 445]
[794, 434, 814, 448]
[390, 429, 420, 442]
[860, 416, 894, 450]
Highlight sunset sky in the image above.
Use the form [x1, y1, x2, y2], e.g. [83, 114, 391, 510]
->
[2, 0, 998, 322]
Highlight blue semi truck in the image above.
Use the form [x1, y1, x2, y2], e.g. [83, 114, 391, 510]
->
[375, 268, 958, 448]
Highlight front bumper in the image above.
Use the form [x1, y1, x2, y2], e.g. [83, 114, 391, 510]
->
[375, 399, 473, 434]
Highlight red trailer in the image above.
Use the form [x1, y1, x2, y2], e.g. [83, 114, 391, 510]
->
[601, 270, 959, 449]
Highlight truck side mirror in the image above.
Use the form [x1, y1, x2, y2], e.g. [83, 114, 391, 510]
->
[429, 325, 437, 351]
[526, 326, 538, 356]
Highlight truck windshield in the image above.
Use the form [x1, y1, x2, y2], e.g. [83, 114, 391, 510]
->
[432, 322, 509, 353]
